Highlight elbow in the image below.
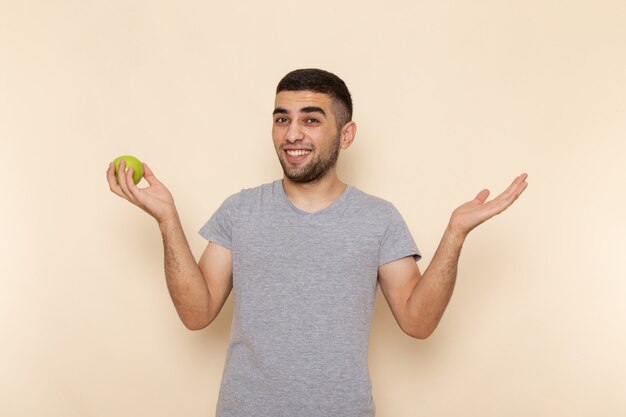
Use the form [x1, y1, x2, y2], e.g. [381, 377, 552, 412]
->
[176, 301, 222, 331]
[398, 308, 444, 339]
[180, 314, 214, 331]
[400, 321, 438, 339]
[183, 320, 209, 331]
[404, 327, 434, 340]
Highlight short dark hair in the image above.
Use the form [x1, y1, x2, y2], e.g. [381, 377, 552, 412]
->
[276, 68, 353, 129]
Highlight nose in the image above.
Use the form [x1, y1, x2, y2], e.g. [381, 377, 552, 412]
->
[285, 121, 304, 143]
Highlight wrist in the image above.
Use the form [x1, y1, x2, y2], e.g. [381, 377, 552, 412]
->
[157, 210, 181, 233]
[443, 224, 468, 247]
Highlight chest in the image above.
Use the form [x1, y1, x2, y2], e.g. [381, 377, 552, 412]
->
[229, 208, 386, 312]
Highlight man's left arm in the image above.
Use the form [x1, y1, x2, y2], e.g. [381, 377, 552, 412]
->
[378, 173, 528, 339]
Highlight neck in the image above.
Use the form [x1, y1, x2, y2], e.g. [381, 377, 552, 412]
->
[282, 170, 347, 213]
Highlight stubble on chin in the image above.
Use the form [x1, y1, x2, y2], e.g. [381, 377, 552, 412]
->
[279, 139, 340, 184]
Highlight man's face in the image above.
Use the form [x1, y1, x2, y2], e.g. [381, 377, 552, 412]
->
[272, 91, 342, 183]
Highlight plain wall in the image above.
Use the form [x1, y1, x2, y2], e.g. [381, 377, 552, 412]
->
[1, 1, 625, 416]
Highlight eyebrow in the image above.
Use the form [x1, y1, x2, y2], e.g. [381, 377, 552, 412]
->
[272, 106, 327, 117]
[272, 107, 288, 115]
[300, 106, 326, 116]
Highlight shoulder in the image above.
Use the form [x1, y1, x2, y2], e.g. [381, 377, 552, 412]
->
[217, 180, 282, 214]
[347, 186, 401, 216]
[235, 180, 279, 204]
[222, 180, 275, 200]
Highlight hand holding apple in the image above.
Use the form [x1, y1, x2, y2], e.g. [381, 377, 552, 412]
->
[107, 157, 177, 225]
[114, 155, 144, 185]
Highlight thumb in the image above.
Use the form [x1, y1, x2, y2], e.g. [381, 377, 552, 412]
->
[475, 189, 490, 203]
[142, 163, 160, 186]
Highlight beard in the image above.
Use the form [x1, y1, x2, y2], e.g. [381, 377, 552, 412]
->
[278, 134, 341, 184]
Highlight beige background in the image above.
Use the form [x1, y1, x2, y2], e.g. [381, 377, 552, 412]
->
[1, 1, 625, 416]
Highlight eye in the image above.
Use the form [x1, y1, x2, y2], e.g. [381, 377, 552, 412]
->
[274, 117, 288, 124]
[305, 117, 320, 124]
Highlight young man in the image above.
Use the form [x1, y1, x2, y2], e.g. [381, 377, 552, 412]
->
[107, 69, 528, 416]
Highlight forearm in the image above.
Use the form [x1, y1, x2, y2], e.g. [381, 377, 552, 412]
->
[384, 174, 527, 339]
[158, 214, 211, 329]
[405, 226, 466, 338]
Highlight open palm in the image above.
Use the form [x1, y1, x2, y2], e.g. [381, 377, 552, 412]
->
[448, 173, 528, 237]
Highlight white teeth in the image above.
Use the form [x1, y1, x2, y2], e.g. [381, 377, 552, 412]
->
[286, 150, 311, 157]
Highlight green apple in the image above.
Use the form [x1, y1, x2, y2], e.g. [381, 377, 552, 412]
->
[114, 155, 144, 185]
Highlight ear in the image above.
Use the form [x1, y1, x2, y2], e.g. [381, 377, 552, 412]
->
[339, 121, 357, 150]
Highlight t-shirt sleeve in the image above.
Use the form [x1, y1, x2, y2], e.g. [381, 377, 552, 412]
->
[379, 204, 421, 266]
[198, 193, 240, 250]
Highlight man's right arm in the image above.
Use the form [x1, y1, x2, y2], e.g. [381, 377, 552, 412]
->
[160, 216, 233, 330]
[107, 160, 232, 330]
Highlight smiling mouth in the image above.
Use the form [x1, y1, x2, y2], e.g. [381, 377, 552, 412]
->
[285, 149, 312, 157]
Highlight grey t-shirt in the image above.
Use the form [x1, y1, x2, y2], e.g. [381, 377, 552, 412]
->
[199, 180, 420, 417]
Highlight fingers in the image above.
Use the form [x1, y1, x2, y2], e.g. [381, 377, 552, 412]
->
[121, 162, 142, 202]
[115, 159, 131, 196]
[503, 173, 528, 202]
[108, 159, 139, 203]
[472, 173, 528, 205]
[107, 162, 127, 199]
[489, 173, 529, 214]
